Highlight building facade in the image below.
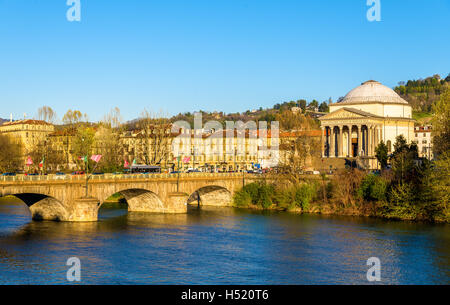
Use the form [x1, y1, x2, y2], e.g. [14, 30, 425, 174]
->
[319, 80, 415, 169]
[0, 119, 55, 156]
[414, 126, 433, 160]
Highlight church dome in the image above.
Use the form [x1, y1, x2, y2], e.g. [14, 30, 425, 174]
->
[338, 80, 409, 105]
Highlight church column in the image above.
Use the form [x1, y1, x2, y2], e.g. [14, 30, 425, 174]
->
[372, 126, 376, 155]
[367, 125, 373, 156]
[330, 126, 335, 158]
[356, 125, 361, 157]
[338, 126, 344, 157]
[348, 125, 352, 157]
[321, 126, 325, 158]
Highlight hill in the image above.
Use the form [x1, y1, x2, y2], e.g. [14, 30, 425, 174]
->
[394, 74, 450, 112]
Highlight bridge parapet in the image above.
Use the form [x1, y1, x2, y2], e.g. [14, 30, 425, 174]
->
[0, 172, 252, 183]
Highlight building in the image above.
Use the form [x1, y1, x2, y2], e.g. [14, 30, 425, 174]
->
[0, 119, 55, 156]
[47, 128, 77, 170]
[319, 80, 415, 169]
[414, 126, 433, 160]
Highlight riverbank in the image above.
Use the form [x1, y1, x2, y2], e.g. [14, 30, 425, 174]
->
[234, 201, 449, 223]
[232, 169, 449, 224]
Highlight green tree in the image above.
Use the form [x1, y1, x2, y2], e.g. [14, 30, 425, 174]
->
[375, 141, 388, 169]
[432, 88, 450, 156]
[297, 99, 307, 111]
[390, 135, 418, 185]
[72, 126, 96, 171]
[309, 100, 319, 109]
[318, 102, 329, 113]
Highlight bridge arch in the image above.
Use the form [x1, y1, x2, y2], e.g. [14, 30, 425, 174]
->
[101, 188, 166, 213]
[187, 185, 232, 207]
[1, 193, 70, 221]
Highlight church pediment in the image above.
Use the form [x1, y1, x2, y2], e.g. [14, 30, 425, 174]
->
[319, 107, 380, 120]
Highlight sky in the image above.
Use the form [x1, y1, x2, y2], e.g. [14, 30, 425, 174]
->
[0, 0, 449, 122]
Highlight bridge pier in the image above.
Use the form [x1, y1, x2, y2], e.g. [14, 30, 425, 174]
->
[165, 192, 189, 213]
[68, 198, 100, 222]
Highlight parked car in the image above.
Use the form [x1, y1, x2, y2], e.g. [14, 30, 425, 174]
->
[55, 172, 66, 179]
[1, 173, 16, 176]
[186, 169, 201, 173]
[72, 171, 85, 175]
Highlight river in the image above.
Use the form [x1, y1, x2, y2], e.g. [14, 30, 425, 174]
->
[0, 196, 448, 284]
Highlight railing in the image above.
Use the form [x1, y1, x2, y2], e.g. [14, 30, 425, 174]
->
[0, 172, 251, 183]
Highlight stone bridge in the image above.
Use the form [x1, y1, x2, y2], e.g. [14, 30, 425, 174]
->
[0, 173, 257, 222]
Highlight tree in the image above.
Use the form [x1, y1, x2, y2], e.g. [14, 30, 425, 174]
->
[431, 151, 450, 221]
[62, 110, 83, 126]
[309, 100, 319, 109]
[62, 109, 87, 168]
[93, 126, 123, 173]
[0, 134, 23, 172]
[276, 110, 305, 131]
[278, 133, 321, 185]
[375, 141, 388, 169]
[318, 102, 329, 113]
[37, 106, 57, 123]
[297, 99, 307, 111]
[72, 126, 96, 171]
[432, 88, 450, 156]
[29, 140, 65, 173]
[136, 109, 172, 167]
[390, 135, 418, 185]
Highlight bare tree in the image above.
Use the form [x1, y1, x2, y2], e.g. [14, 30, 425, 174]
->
[277, 132, 321, 185]
[135, 109, 172, 167]
[37, 106, 57, 123]
[62, 110, 83, 126]
[61, 109, 86, 168]
[93, 108, 124, 172]
[29, 140, 65, 173]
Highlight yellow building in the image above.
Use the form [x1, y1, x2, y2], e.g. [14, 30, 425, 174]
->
[319, 80, 415, 169]
[47, 128, 77, 170]
[0, 119, 55, 156]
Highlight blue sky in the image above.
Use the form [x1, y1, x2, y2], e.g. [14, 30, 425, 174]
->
[0, 0, 449, 122]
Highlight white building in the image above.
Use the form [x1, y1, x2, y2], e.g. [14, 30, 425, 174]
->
[414, 126, 433, 160]
[319, 80, 415, 169]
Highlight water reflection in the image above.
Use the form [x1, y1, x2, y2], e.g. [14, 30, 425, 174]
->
[0, 197, 449, 284]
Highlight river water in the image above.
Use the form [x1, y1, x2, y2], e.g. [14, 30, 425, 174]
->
[0, 197, 448, 285]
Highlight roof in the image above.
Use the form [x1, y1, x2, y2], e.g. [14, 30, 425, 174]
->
[335, 80, 409, 105]
[1, 119, 53, 127]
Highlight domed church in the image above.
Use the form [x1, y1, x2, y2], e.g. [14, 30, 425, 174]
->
[319, 80, 415, 169]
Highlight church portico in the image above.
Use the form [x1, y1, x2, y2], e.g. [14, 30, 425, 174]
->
[319, 80, 415, 169]
[321, 122, 382, 159]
